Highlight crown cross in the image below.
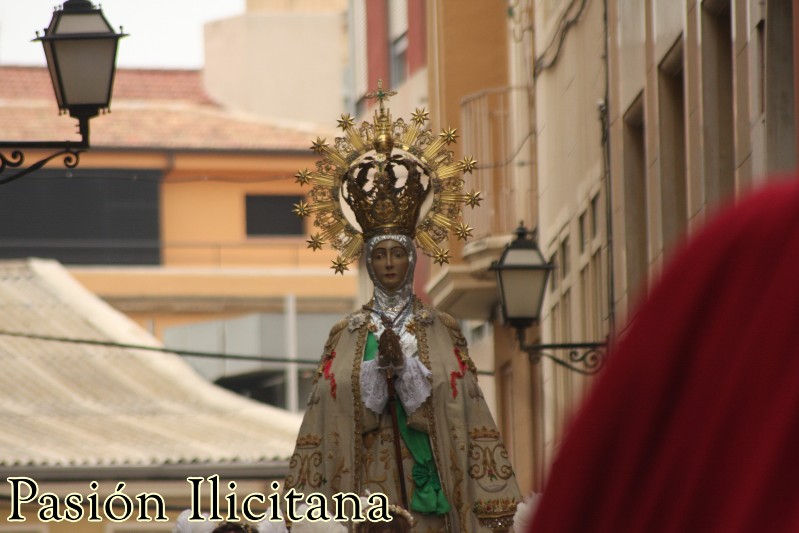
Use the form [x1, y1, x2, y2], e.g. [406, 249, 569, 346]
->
[365, 79, 397, 111]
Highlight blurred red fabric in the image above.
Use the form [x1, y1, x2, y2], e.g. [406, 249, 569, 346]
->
[529, 177, 799, 533]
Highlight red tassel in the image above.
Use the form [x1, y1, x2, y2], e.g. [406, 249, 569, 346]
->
[450, 347, 467, 398]
[323, 350, 337, 399]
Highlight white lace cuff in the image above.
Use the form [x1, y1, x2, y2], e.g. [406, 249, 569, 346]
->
[360, 358, 388, 414]
[396, 356, 432, 415]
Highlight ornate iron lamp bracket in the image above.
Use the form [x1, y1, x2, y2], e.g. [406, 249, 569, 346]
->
[517, 328, 607, 375]
[0, 118, 89, 186]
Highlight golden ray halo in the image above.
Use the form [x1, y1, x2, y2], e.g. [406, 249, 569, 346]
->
[293, 80, 479, 274]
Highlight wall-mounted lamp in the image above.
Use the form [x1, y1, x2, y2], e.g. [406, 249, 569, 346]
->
[491, 223, 607, 375]
[0, 0, 126, 185]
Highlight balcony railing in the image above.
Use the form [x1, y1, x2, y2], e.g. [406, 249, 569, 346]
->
[0, 239, 336, 269]
[460, 86, 536, 238]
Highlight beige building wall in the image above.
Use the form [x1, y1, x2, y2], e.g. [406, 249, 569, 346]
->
[204, 6, 347, 125]
[412, 0, 796, 496]
[532, 0, 611, 482]
[518, 0, 798, 488]
[247, 0, 346, 11]
[609, 0, 796, 323]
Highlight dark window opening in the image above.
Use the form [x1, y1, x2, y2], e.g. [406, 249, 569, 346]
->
[390, 33, 409, 86]
[0, 169, 161, 265]
[246, 195, 305, 236]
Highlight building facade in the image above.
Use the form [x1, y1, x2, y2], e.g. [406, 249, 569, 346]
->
[425, 0, 798, 494]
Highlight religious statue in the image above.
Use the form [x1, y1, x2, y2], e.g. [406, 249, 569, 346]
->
[285, 81, 521, 533]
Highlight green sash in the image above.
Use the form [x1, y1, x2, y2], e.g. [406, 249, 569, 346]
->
[364, 332, 450, 515]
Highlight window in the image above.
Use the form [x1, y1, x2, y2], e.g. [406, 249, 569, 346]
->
[217, 370, 287, 407]
[623, 94, 648, 298]
[579, 211, 587, 253]
[388, 0, 409, 86]
[390, 34, 409, 86]
[658, 40, 687, 250]
[701, 0, 735, 205]
[580, 265, 592, 340]
[245, 195, 305, 236]
[592, 249, 606, 337]
[471, 322, 487, 343]
[165, 311, 340, 412]
[561, 288, 572, 340]
[756, 20, 765, 116]
[352, 0, 368, 103]
[560, 237, 570, 279]
[550, 250, 559, 292]
[0, 169, 160, 265]
[590, 194, 600, 239]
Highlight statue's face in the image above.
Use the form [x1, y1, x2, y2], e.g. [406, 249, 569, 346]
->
[370, 239, 410, 291]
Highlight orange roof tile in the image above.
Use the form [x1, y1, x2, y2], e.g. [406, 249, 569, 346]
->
[0, 66, 214, 103]
[0, 66, 327, 152]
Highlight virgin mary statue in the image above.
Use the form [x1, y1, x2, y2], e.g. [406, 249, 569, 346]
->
[284, 83, 521, 533]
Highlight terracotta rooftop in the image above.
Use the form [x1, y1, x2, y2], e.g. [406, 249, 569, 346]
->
[0, 66, 216, 103]
[0, 258, 303, 477]
[0, 66, 324, 151]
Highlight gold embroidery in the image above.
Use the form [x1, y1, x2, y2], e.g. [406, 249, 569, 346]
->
[328, 455, 349, 492]
[469, 426, 501, 440]
[325, 317, 349, 352]
[448, 447, 467, 532]
[286, 449, 323, 490]
[468, 425, 514, 484]
[307, 385, 320, 407]
[437, 310, 478, 375]
[473, 498, 518, 532]
[466, 373, 485, 400]
[348, 311, 368, 331]
[322, 432, 348, 492]
[351, 309, 369, 496]
[450, 425, 467, 452]
[414, 307, 435, 325]
[297, 434, 323, 448]
[468, 443, 514, 482]
[414, 299, 432, 369]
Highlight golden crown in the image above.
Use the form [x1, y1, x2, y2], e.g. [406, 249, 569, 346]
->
[293, 80, 482, 274]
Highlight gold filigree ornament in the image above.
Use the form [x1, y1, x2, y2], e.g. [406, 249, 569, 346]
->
[293, 80, 480, 274]
[473, 498, 519, 533]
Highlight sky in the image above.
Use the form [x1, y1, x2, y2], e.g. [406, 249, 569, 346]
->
[0, 0, 245, 69]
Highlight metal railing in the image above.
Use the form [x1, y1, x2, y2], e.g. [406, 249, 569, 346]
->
[0, 238, 335, 269]
[460, 86, 536, 238]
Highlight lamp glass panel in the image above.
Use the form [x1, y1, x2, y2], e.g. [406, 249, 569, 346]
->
[503, 247, 547, 267]
[502, 268, 548, 319]
[55, 12, 112, 34]
[42, 40, 64, 108]
[52, 39, 116, 105]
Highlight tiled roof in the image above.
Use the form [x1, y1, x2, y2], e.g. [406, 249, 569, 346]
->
[0, 66, 324, 151]
[0, 258, 303, 473]
[0, 66, 215, 103]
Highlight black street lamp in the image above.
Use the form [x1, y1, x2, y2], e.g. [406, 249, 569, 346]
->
[0, 0, 126, 185]
[491, 223, 607, 375]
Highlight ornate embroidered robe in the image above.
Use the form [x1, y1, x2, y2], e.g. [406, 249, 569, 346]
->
[284, 300, 521, 532]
